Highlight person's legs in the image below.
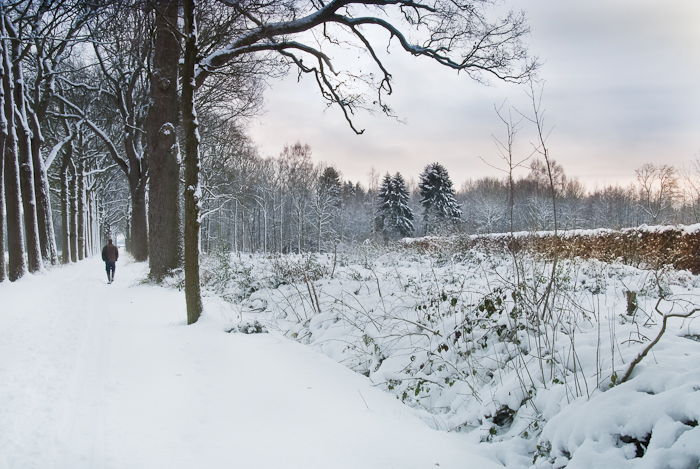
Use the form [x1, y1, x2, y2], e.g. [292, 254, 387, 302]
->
[106, 262, 115, 282]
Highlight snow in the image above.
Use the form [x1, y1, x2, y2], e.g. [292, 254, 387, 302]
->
[0, 256, 500, 468]
[3, 238, 700, 468]
[203, 245, 700, 468]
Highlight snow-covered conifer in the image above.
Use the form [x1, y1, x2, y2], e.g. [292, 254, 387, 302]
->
[314, 166, 342, 251]
[418, 163, 461, 235]
[376, 172, 414, 240]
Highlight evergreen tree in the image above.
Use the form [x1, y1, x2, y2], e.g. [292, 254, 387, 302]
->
[418, 163, 461, 234]
[376, 172, 414, 240]
[314, 166, 342, 251]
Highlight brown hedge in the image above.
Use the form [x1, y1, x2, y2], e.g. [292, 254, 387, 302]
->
[401, 226, 700, 274]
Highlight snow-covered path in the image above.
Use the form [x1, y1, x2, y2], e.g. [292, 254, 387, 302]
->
[0, 257, 501, 469]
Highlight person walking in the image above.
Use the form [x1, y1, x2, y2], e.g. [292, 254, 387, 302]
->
[102, 238, 119, 284]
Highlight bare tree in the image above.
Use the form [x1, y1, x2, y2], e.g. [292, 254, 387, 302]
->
[636, 163, 679, 224]
[679, 156, 700, 223]
[26, 1, 93, 266]
[280, 142, 315, 254]
[480, 102, 534, 234]
[180, 0, 536, 322]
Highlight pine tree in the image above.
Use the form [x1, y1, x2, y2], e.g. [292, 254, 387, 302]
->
[376, 172, 414, 240]
[314, 166, 341, 251]
[418, 163, 461, 235]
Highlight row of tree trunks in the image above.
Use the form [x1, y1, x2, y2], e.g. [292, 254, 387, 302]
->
[59, 141, 101, 264]
[12, 33, 43, 274]
[1, 7, 62, 280]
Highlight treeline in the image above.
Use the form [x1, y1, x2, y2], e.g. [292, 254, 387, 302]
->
[459, 161, 699, 233]
[198, 147, 465, 253]
[196, 142, 700, 254]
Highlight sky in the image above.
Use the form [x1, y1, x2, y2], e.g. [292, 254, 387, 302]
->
[247, 0, 700, 190]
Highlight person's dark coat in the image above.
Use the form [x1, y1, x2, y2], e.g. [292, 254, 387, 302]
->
[102, 243, 119, 262]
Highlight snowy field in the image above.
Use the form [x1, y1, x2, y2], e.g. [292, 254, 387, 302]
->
[2, 240, 700, 468]
[199, 242, 700, 468]
[0, 256, 500, 469]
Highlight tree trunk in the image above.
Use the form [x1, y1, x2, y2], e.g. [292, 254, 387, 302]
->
[77, 158, 85, 260]
[69, 158, 78, 263]
[234, 200, 238, 252]
[2, 25, 26, 281]
[130, 178, 148, 261]
[125, 200, 131, 253]
[88, 191, 95, 256]
[0, 125, 4, 282]
[183, 0, 203, 324]
[12, 36, 42, 273]
[0, 27, 6, 282]
[147, 0, 181, 279]
[241, 207, 246, 252]
[60, 152, 70, 263]
[29, 110, 58, 265]
[317, 210, 322, 252]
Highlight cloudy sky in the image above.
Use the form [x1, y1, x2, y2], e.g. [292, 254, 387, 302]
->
[247, 0, 700, 190]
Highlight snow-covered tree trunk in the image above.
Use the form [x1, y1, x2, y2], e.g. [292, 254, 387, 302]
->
[277, 198, 282, 253]
[183, 0, 203, 324]
[233, 200, 238, 252]
[27, 47, 58, 265]
[77, 158, 86, 260]
[2, 20, 26, 281]
[0, 32, 5, 282]
[29, 109, 58, 265]
[60, 152, 71, 264]
[9, 31, 42, 273]
[125, 201, 131, 253]
[69, 158, 78, 263]
[147, 0, 181, 279]
[296, 200, 303, 253]
[87, 190, 95, 256]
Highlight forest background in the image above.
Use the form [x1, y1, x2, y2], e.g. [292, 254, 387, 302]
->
[0, 0, 698, 309]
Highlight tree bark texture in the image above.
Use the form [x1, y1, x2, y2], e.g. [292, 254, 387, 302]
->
[2, 25, 25, 281]
[147, 0, 181, 279]
[183, 0, 203, 324]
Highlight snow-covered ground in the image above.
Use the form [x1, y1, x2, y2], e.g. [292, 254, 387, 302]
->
[3, 241, 700, 468]
[200, 244, 700, 468]
[0, 256, 501, 469]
